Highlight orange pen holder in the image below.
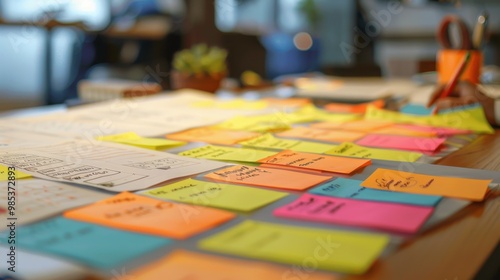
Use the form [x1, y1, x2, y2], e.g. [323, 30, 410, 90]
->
[437, 49, 483, 85]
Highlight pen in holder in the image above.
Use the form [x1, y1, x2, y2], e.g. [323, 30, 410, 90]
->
[437, 49, 483, 85]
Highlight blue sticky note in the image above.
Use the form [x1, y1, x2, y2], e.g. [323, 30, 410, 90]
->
[0, 217, 171, 269]
[400, 104, 433, 115]
[309, 178, 442, 207]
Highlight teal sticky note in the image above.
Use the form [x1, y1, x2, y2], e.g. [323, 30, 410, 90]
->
[0, 217, 171, 269]
[400, 104, 433, 115]
[309, 177, 442, 207]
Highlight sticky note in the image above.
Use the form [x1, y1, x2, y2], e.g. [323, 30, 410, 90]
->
[400, 104, 434, 115]
[166, 127, 260, 145]
[276, 126, 366, 143]
[263, 97, 312, 108]
[0, 217, 170, 269]
[0, 165, 31, 181]
[392, 124, 471, 137]
[373, 126, 437, 137]
[274, 193, 433, 233]
[199, 220, 389, 274]
[356, 134, 445, 152]
[64, 192, 235, 239]
[361, 168, 491, 201]
[97, 132, 185, 150]
[309, 178, 442, 207]
[238, 133, 334, 154]
[204, 165, 331, 191]
[215, 114, 291, 132]
[258, 150, 371, 174]
[142, 178, 287, 212]
[311, 120, 393, 132]
[295, 105, 362, 122]
[131, 250, 336, 280]
[324, 99, 385, 114]
[325, 142, 422, 162]
[178, 145, 274, 163]
[365, 105, 494, 134]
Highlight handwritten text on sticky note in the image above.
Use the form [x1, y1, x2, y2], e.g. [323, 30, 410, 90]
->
[258, 150, 370, 174]
[64, 192, 235, 239]
[361, 168, 491, 201]
[205, 165, 331, 190]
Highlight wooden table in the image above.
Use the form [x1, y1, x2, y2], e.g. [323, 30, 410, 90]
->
[347, 131, 500, 280]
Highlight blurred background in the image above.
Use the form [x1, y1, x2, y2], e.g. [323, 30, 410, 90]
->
[0, 0, 499, 111]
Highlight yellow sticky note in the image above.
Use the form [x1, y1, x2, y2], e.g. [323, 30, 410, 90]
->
[276, 126, 365, 143]
[166, 127, 260, 145]
[0, 165, 32, 181]
[192, 99, 269, 110]
[179, 145, 275, 163]
[199, 220, 389, 274]
[215, 114, 292, 132]
[143, 178, 287, 212]
[325, 142, 422, 162]
[361, 168, 491, 201]
[365, 105, 494, 134]
[131, 250, 337, 280]
[64, 192, 235, 239]
[98, 132, 185, 150]
[295, 104, 362, 122]
[239, 134, 335, 154]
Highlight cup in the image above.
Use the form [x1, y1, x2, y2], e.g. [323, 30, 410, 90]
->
[437, 49, 483, 85]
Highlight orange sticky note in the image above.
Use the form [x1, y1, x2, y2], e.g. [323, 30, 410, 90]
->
[373, 125, 437, 137]
[312, 120, 393, 132]
[258, 150, 371, 174]
[361, 168, 491, 201]
[324, 99, 385, 114]
[64, 192, 235, 239]
[131, 250, 336, 280]
[276, 126, 365, 143]
[166, 127, 260, 145]
[205, 165, 331, 191]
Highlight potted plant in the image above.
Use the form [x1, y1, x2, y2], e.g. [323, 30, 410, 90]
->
[170, 44, 228, 93]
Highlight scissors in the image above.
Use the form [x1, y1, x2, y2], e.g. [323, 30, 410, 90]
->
[437, 15, 472, 50]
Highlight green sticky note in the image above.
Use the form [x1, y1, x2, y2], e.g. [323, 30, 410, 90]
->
[199, 220, 389, 274]
[143, 178, 287, 212]
[365, 104, 494, 134]
[179, 145, 275, 163]
[325, 142, 422, 162]
[239, 134, 334, 154]
[0, 165, 32, 181]
[98, 132, 185, 150]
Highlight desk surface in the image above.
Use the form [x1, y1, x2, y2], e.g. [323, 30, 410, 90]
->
[347, 131, 500, 280]
[1, 98, 499, 280]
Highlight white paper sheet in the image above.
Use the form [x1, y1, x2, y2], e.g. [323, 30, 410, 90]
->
[0, 140, 227, 191]
[0, 178, 111, 225]
[9, 90, 276, 138]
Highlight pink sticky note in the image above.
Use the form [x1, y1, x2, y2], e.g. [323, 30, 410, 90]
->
[274, 193, 433, 233]
[355, 134, 445, 152]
